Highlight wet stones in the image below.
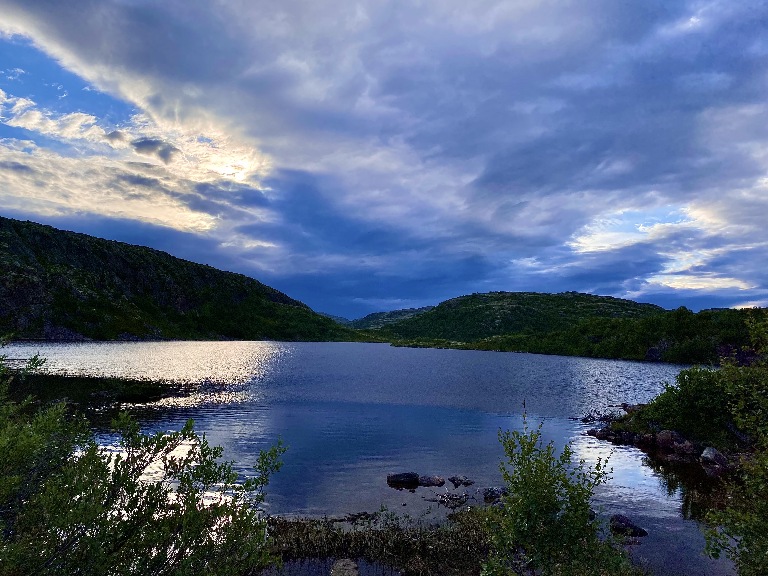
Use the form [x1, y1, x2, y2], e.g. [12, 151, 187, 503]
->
[387, 472, 469, 490]
[448, 475, 474, 488]
[418, 475, 445, 487]
[588, 424, 735, 479]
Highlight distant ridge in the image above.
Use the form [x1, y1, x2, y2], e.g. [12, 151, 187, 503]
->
[377, 291, 664, 341]
[350, 306, 434, 330]
[0, 216, 352, 342]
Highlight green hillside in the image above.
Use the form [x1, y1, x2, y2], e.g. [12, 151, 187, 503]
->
[469, 306, 760, 364]
[372, 291, 762, 364]
[0, 216, 353, 342]
[349, 306, 434, 329]
[380, 291, 664, 341]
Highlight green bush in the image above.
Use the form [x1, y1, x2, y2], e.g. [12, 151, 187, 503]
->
[639, 366, 734, 447]
[482, 418, 638, 576]
[704, 314, 768, 575]
[0, 347, 284, 575]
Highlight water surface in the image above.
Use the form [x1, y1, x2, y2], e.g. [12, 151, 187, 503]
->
[6, 341, 732, 575]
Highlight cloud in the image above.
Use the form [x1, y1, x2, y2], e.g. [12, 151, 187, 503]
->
[130, 137, 180, 164]
[0, 0, 767, 315]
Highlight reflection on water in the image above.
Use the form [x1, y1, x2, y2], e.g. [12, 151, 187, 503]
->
[6, 341, 733, 575]
[5, 340, 285, 385]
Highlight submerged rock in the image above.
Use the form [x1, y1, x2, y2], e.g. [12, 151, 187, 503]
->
[387, 472, 420, 490]
[610, 514, 648, 537]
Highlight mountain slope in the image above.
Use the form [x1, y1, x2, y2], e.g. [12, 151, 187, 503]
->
[349, 306, 434, 330]
[378, 291, 665, 341]
[0, 216, 351, 341]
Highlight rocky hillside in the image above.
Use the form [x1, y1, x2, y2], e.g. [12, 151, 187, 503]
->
[350, 306, 434, 330]
[378, 291, 664, 342]
[0, 216, 352, 341]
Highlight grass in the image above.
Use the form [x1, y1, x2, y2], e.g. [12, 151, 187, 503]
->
[266, 507, 491, 576]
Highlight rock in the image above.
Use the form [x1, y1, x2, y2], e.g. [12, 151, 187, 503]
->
[656, 430, 684, 452]
[634, 433, 655, 449]
[656, 452, 696, 465]
[418, 475, 445, 487]
[433, 492, 469, 509]
[700, 447, 729, 468]
[331, 559, 359, 576]
[700, 447, 730, 477]
[620, 403, 646, 414]
[482, 486, 508, 503]
[674, 440, 698, 456]
[387, 472, 420, 489]
[610, 514, 648, 537]
[448, 475, 474, 488]
[587, 428, 612, 441]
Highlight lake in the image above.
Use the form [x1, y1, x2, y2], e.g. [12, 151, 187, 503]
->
[5, 341, 733, 575]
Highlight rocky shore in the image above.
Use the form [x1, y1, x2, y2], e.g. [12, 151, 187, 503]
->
[585, 405, 737, 479]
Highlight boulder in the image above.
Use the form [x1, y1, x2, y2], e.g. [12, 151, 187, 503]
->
[634, 433, 656, 449]
[700, 447, 730, 477]
[418, 475, 445, 487]
[387, 472, 420, 489]
[482, 486, 508, 504]
[656, 430, 684, 452]
[610, 514, 648, 537]
[700, 447, 729, 468]
[656, 452, 696, 465]
[448, 475, 474, 488]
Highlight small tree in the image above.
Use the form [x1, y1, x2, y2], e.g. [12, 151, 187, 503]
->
[0, 344, 284, 575]
[483, 417, 636, 576]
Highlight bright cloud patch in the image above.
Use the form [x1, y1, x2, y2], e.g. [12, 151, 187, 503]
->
[568, 208, 693, 253]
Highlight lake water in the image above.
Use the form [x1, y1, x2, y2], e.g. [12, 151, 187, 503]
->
[5, 341, 734, 575]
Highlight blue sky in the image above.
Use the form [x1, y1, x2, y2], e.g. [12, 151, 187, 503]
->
[1, 1, 767, 319]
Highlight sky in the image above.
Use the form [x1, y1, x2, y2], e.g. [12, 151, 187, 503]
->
[1, 1, 767, 319]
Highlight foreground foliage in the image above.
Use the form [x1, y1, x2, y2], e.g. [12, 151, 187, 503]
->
[603, 312, 768, 575]
[269, 508, 490, 576]
[0, 349, 284, 575]
[703, 316, 768, 576]
[483, 419, 639, 576]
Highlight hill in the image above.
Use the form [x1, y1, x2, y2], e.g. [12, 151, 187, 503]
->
[0, 216, 353, 342]
[349, 306, 434, 329]
[378, 291, 664, 341]
[372, 291, 762, 364]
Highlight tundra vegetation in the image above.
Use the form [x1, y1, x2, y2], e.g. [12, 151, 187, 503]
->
[0, 344, 285, 575]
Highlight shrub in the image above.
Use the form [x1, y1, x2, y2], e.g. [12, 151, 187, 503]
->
[0, 345, 284, 575]
[482, 417, 638, 576]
